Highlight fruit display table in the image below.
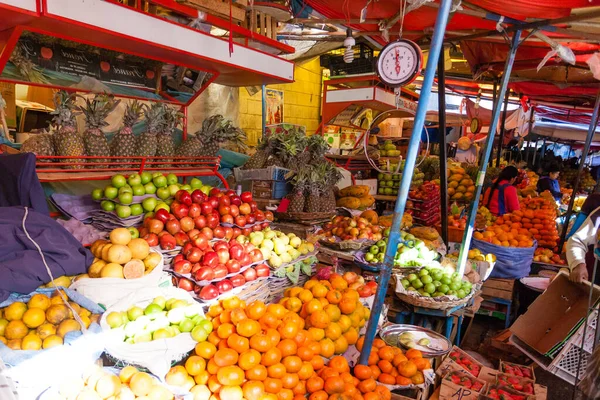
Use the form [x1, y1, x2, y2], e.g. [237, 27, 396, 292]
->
[393, 301, 467, 345]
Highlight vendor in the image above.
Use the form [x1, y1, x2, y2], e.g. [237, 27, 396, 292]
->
[537, 164, 562, 201]
[566, 206, 600, 284]
[482, 166, 520, 216]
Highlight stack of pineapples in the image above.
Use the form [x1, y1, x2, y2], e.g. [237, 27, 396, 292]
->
[20, 90, 246, 169]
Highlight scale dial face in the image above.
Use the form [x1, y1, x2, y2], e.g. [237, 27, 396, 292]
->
[470, 118, 482, 134]
[376, 39, 422, 87]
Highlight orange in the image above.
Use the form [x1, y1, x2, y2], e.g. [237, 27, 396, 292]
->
[377, 373, 395, 385]
[214, 348, 239, 367]
[207, 375, 222, 394]
[357, 378, 376, 394]
[230, 307, 248, 324]
[262, 347, 283, 367]
[405, 349, 422, 360]
[278, 338, 298, 357]
[325, 323, 342, 341]
[217, 365, 245, 386]
[368, 365, 381, 380]
[411, 371, 424, 385]
[397, 361, 417, 378]
[237, 319, 261, 338]
[310, 311, 331, 329]
[298, 362, 315, 380]
[356, 336, 365, 351]
[243, 381, 265, 400]
[222, 296, 242, 310]
[282, 373, 300, 389]
[319, 338, 335, 358]
[279, 388, 295, 400]
[264, 378, 283, 394]
[207, 358, 219, 375]
[329, 356, 349, 373]
[307, 340, 321, 355]
[246, 365, 268, 381]
[339, 372, 354, 384]
[267, 363, 286, 379]
[250, 333, 272, 352]
[392, 353, 408, 366]
[319, 367, 340, 380]
[207, 331, 221, 346]
[326, 290, 342, 305]
[266, 328, 281, 347]
[22, 308, 46, 329]
[311, 284, 329, 298]
[227, 334, 249, 353]
[279, 321, 300, 339]
[310, 354, 325, 371]
[343, 328, 359, 345]
[324, 305, 341, 323]
[324, 377, 345, 395]
[395, 376, 412, 386]
[185, 355, 206, 376]
[260, 312, 281, 329]
[377, 360, 393, 374]
[373, 339, 386, 348]
[294, 330, 308, 346]
[246, 300, 267, 320]
[298, 289, 314, 303]
[292, 380, 307, 396]
[310, 390, 329, 400]
[412, 357, 431, 371]
[378, 346, 394, 362]
[267, 304, 287, 319]
[194, 371, 209, 385]
[375, 385, 391, 400]
[239, 349, 261, 371]
[334, 336, 349, 355]
[308, 327, 325, 341]
[283, 356, 303, 373]
[220, 310, 232, 324]
[353, 365, 372, 380]
[307, 376, 325, 393]
[367, 352, 379, 366]
[297, 346, 315, 362]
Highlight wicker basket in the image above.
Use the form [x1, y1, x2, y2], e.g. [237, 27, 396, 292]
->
[275, 211, 335, 224]
[395, 291, 474, 310]
[319, 238, 375, 251]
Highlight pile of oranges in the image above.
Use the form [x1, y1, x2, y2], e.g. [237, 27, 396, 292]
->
[281, 274, 370, 356]
[355, 337, 430, 387]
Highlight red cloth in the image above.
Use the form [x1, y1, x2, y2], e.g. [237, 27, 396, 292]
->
[482, 180, 520, 216]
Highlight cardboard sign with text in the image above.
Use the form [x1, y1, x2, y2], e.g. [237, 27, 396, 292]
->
[440, 371, 486, 400]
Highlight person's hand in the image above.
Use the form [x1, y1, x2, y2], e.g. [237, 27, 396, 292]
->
[570, 263, 589, 283]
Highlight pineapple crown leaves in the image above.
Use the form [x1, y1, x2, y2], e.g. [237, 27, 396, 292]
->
[76, 93, 121, 130]
[307, 134, 331, 159]
[50, 90, 81, 130]
[194, 114, 248, 151]
[163, 107, 184, 134]
[289, 167, 310, 192]
[122, 100, 144, 128]
[143, 103, 168, 134]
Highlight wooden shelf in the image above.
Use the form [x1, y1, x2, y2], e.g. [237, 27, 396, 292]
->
[374, 195, 398, 202]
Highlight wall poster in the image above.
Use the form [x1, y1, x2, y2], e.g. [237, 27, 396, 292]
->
[265, 88, 283, 125]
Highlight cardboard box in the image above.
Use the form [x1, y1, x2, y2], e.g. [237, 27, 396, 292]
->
[0, 82, 16, 128]
[440, 371, 487, 400]
[478, 366, 500, 385]
[496, 372, 535, 396]
[483, 384, 536, 400]
[482, 278, 515, 300]
[436, 346, 483, 378]
[509, 272, 600, 356]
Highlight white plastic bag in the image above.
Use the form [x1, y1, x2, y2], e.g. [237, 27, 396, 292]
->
[70, 251, 168, 309]
[100, 287, 202, 378]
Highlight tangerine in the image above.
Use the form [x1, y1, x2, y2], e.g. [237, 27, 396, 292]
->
[196, 341, 217, 359]
[246, 365, 268, 381]
[214, 348, 239, 367]
[227, 334, 249, 353]
[307, 376, 325, 393]
[405, 349, 422, 359]
[324, 377, 345, 395]
[239, 349, 261, 371]
[353, 365, 372, 380]
[264, 378, 283, 394]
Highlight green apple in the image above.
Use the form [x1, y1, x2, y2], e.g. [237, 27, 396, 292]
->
[118, 185, 133, 194]
[153, 175, 167, 188]
[165, 198, 173, 206]
[104, 186, 118, 199]
[155, 202, 170, 212]
[142, 197, 158, 212]
[101, 200, 115, 211]
[130, 204, 143, 216]
[152, 296, 167, 310]
[128, 227, 140, 239]
[198, 319, 213, 334]
[181, 184, 191, 191]
[140, 171, 153, 184]
[115, 205, 132, 218]
[200, 185, 212, 195]
[168, 184, 180, 197]
[190, 178, 203, 189]
[191, 325, 209, 342]
[92, 188, 103, 201]
[111, 174, 127, 189]
[119, 192, 133, 205]
[128, 173, 142, 186]
[157, 187, 170, 200]
[179, 318, 195, 333]
[144, 182, 157, 194]
[132, 185, 145, 196]
[166, 173, 178, 185]
[127, 306, 144, 321]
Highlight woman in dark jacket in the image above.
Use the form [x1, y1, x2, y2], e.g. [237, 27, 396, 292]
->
[537, 164, 562, 201]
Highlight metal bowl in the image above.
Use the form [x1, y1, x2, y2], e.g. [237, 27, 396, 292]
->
[379, 323, 452, 357]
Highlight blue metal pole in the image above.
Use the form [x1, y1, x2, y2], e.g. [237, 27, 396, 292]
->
[262, 85, 267, 137]
[456, 30, 522, 277]
[358, 0, 454, 365]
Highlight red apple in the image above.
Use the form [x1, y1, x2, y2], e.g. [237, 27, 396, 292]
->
[249, 249, 264, 263]
[242, 267, 257, 282]
[224, 227, 234, 240]
[173, 254, 185, 264]
[219, 196, 231, 207]
[200, 227, 214, 240]
[193, 234, 210, 250]
[218, 205, 231, 216]
[239, 203, 251, 215]
[207, 196, 219, 209]
[174, 259, 192, 274]
[207, 213, 220, 229]
[209, 188, 222, 197]
[200, 202, 213, 216]
[203, 251, 219, 268]
[255, 264, 270, 278]
[175, 190, 192, 206]
[252, 224, 263, 232]
[138, 227, 149, 238]
[235, 216, 247, 227]
[260, 222, 270, 230]
[199, 284, 219, 300]
[265, 211, 274, 221]
[195, 266, 214, 282]
[143, 233, 158, 247]
[217, 247, 230, 265]
[240, 192, 253, 203]
[249, 201, 258, 213]
[242, 228, 252, 236]
[194, 215, 207, 229]
[147, 219, 164, 234]
[180, 217, 194, 232]
[191, 263, 202, 274]
[191, 189, 207, 204]
[229, 205, 240, 217]
[213, 226, 226, 239]
[159, 233, 176, 250]
[225, 190, 236, 197]
[174, 232, 190, 246]
[255, 211, 265, 222]
[229, 243, 245, 261]
[213, 265, 228, 280]
[244, 243, 255, 253]
[226, 259, 241, 274]
[343, 272, 358, 284]
[178, 278, 194, 291]
[230, 195, 242, 206]
[221, 214, 234, 224]
[246, 215, 256, 225]
[232, 228, 242, 239]
[154, 208, 170, 224]
[241, 253, 252, 267]
[188, 203, 201, 218]
[186, 247, 203, 263]
[216, 279, 233, 294]
[187, 229, 200, 240]
[172, 203, 189, 219]
[230, 274, 246, 287]
[213, 241, 229, 252]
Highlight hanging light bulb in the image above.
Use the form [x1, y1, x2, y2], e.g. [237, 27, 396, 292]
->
[343, 28, 355, 64]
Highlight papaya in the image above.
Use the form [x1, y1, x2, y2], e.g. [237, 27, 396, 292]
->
[451, 192, 464, 200]
[358, 195, 375, 209]
[449, 167, 465, 175]
[459, 178, 472, 186]
[448, 181, 459, 189]
[339, 185, 370, 198]
[336, 197, 361, 209]
[449, 174, 464, 182]
[360, 210, 378, 224]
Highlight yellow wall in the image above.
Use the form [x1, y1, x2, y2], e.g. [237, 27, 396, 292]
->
[239, 57, 323, 146]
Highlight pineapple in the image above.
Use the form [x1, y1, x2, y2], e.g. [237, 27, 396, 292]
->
[156, 106, 183, 168]
[322, 161, 342, 212]
[287, 168, 309, 213]
[242, 137, 273, 170]
[79, 93, 120, 168]
[51, 91, 84, 169]
[20, 133, 55, 163]
[277, 131, 307, 169]
[176, 115, 247, 159]
[307, 134, 331, 163]
[111, 100, 143, 164]
[305, 164, 325, 213]
[137, 103, 166, 157]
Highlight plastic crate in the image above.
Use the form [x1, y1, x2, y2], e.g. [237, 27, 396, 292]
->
[234, 166, 290, 182]
[245, 180, 291, 199]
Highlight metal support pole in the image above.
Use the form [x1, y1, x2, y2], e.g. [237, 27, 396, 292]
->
[487, 81, 498, 167]
[456, 30, 522, 277]
[496, 89, 511, 167]
[358, 0, 454, 365]
[438, 49, 449, 247]
[261, 85, 267, 138]
[524, 109, 534, 167]
[559, 92, 600, 251]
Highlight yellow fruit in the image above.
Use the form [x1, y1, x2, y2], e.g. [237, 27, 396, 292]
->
[43, 334, 63, 349]
[21, 333, 42, 350]
[76, 388, 103, 400]
[100, 263, 125, 279]
[6, 339, 21, 350]
[28, 294, 52, 311]
[37, 323, 57, 339]
[46, 276, 72, 289]
[23, 308, 46, 328]
[119, 366, 139, 384]
[448, 181, 459, 189]
[4, 302, 27, 321]
[143, 253, 162, 271]
[130, 372, 155, 397]
[110, 228, 132, 245]
[79, 315, 92, 329]
[336, 197, 361, 209]
[5, 320, 28, 340]
[128, 238, 150, 260]
[57, 319, 81, 338]
[449, 174, 463, 182]
[456, 185, 467, 193]
[89, 259, 107, 278]
[46, 304, 70, 325]
[101, 244, 113, 261]
[96, 374, 122, 399]
[107, 244, 133, 265]
[0, 318, 8, 336]
[147, 385, 174, 400]
[0, 337, 5, 345]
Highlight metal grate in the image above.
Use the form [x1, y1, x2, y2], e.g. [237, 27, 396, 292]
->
[320, 43, 375, 76]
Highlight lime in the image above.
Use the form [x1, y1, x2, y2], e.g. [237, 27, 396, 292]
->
[434, 281, 442, 288]
[441, 276, 452, 285]
[450, 282, 462, 291]
[101, 200, 115, 211]
[456, 289, 466, 299]
[421, 275, 433, 284]
[127, 306, 144, 321]
[179, 318, 195, 333]
[447, 290, 456, 296]
[407, 287, 418, 292]
[439, 284, 450, 294]
[369, 246, 379, 255]
[144, 303, 163, 316]
[412, 279, 423, 289]
[424, 283, 436, 294]
[407, 273, 418, 282]
[432, 292, 445, 297]
[191, 325, 209, 342]
[106, 312, 124, 329]
[199, 319, 213, 334]
[401, 279, 410, 288]
[462, 282, 473, 291]
[152, 296, 167, 310]
[419, 269, 429, 277]
[152, 328, 172, 340]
